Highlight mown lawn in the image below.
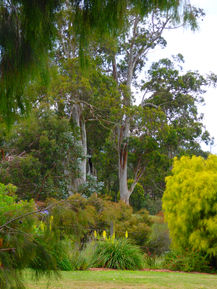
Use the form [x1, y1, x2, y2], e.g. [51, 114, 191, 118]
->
[25, 270, 217, 289]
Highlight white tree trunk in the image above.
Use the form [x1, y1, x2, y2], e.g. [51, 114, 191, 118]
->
[114, 18, 142, 203]
[119, 152, 130, 204]
[118, 120, 131, 204]
[71, 103, 87, 191]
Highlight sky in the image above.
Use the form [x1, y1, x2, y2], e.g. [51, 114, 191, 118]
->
[145, 0, 217, 153]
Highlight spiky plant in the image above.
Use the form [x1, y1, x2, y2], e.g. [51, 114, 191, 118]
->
[92, 239, 144, 270]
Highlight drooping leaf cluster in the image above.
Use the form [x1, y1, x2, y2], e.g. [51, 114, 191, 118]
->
[0, 0, 62, 122]
[0, 0, 196, 121]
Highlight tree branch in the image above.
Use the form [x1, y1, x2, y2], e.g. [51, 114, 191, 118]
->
[0, 199, 67, 231]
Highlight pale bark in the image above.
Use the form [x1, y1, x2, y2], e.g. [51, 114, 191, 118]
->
[116, 14, 170, 203]
[71, 102, 87, 191]
[118, 123, 130, 204]
[111, 53, 130, 202]
[117, 32, 135, 203]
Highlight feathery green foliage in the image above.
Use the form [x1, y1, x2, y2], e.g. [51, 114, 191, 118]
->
[0, 0, 61, 122]
[49, 194, 151, 247]
[163, 155, 217, 257]
[0, 0, 189, 121]
[0, 183, 60, 289]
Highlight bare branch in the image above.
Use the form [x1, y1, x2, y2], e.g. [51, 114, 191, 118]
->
[0, 199, 67, 231]
[0, 248, 16, 251]
[142, 102, 159, 109]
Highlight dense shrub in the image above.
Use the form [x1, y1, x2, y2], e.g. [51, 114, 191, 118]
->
[0, 183, 35, 224]
[49, 194, 97, 244]
[128, 180, 146, 211]
[163, 250, 212, 273]
[52, 239, 73, 271]
[91, 239, 144, 270]
[128, 180, 162, 215]
[49, 194, 152, 247]
[142, 197, 162, 215]
[0, 110, 80, 200]
[71, 250, 90, 271]
[0, 183, 59, 288]
[143, 250, 157, 268]
[146, 222, 170, 256]
[90, 195, 152, 247]
[163, 155, 217, 258]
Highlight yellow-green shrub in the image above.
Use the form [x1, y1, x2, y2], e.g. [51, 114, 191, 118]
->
[163, 155, 217, 256]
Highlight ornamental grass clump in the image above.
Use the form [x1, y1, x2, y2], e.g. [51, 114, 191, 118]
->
[92, 239, 144, 270]
[71, 242, 96, 270]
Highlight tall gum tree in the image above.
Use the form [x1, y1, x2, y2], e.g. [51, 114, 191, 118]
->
[131, 56, 215, 201]
[49, 57, 120, 191]
[99, 5, 204, 204]
[50, 5, 122, 191]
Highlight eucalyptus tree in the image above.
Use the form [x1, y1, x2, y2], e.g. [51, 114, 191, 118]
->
[45, 2, 123, 191]
[52, 2, 208, 203]
[142, 56, 213, 157]
[131, 55, 213, 202]
[97, 5, 204, 204]
[92, 54, 214, 207]
[0, 2, 193, 287]
[48, 58, 120, 191]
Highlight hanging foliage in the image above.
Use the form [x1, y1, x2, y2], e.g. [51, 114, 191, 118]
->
[0, 0, 186, 121]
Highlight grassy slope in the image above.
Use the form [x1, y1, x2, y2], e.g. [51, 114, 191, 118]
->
[25, 270, 217, 289]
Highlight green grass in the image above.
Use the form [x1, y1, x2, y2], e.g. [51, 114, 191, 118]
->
[25, 270, 217, 289]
